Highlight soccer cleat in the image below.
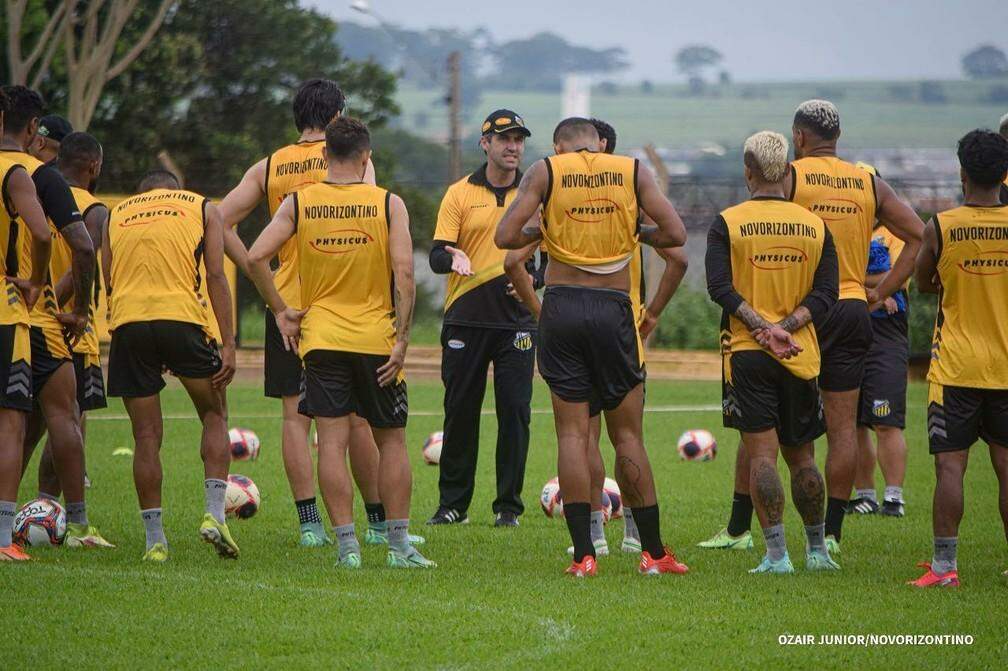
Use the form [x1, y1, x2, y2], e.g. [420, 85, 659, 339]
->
[621, 536, 642, 553]
[0, 544, 31, 561]
[565, 555, 597, 578]
[363, 527, 427, 546]
[337, 552, 362, 569]
[909, 562, 959, 588]
[847, 497, 879, 514]
[299, 523, 332, 548]
[826, 535, 840, 556]
[567, 537, 609, 557]
[494, 512, 519, 527]
[749, 553, 795, 574]
[806, 549, 841, 571]
[426, 507, 469, 525]
[387, 547, 436, 568]
[142, 543, 169, 562]
[199, 513, 239, 559]
[639, 547, 689, 575]
[65, 523, 116, 548]
[881, 499, 905, 517]
[697, 528, 754, 550]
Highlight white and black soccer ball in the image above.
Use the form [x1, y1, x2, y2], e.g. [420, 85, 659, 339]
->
[13, 497, 67, 546]
[225, 474, 261, 519]
[677, 429, 717, 461]
[540, 477, 563, 518]
[422, 431, 443, 465]
[229, 427, 260, 461]
[603, 477, 623, 520]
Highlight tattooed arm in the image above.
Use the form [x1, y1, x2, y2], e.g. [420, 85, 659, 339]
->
[494, 161, 546, 250]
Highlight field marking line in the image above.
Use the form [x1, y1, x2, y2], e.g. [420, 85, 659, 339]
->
[88, 404, 723, 422]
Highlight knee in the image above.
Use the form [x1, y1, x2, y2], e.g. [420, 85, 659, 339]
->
[934, 454, 966, 481]
[133, 424, 163, 446]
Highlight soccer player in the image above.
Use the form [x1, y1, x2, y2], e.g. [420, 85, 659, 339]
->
[0, 88, 53, 561]
[427, 109, 537, 528]
[247, 117, 433, 569]
[28, 115, 72, 164]
[700, 100, 924, 553]
[910, 129, 1008, 587]
[218, 79, 417, 549]
[105, 170, 237, 561]
[707, 131, 839, 574]
[33, 133, 109, 500]
[850, 164, 909, 517]
[495, 117, 688, 577]
[505, 117, 688, 554]
[0, 86, 110, 548]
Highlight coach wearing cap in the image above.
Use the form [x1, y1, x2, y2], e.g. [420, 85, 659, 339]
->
[427, 109, 537, 528]
[29, 114, 73, 164]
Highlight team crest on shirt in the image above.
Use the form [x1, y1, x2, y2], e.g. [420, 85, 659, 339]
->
[513, 331, 532, 352]
[872, 399, 891, 418]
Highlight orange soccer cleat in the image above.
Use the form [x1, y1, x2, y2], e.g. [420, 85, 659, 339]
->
[908, 562, 959, 588]
[639, 547, 689, 575]
[565, 555, 598, 578]
[0, 544, 31, 561]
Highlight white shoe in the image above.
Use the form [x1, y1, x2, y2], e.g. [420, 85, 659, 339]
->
[621, 536, 642, 553]
[567, 538, 609, 556]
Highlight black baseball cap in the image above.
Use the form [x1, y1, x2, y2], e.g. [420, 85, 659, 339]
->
[38, 115, 73, 143]
[481, 109, 531, 137]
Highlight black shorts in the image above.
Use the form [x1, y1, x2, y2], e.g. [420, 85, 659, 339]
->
[107, 320, 221, 398]
[722, 350, 825, 447]
[928, 383, 1008, 453]
[589, 373, 646, 418]
[537, 286, 643, 412]
[73, 352, 107, 411]
[264, 311, 303, 399]
[300, 350, 408, 428]
[30, 325, 72, 396]
[0, 323, 33, 412]
[814, 298, 873, 392]
[858, 314, 908, 429]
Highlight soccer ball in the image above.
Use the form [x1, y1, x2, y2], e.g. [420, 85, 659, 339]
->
[229, 428, 260, 461]
[677, 429, 717, 461]
[603, 477, 623, 519]
[422, 431, 443, 465]
[540, 477, 562, 518]
[599, 490, 613, 523]
[13, 498, 67, 546]
[225, 474, 260, 519]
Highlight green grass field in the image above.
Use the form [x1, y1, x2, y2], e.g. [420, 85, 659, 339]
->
[10, 378, 1005, 668]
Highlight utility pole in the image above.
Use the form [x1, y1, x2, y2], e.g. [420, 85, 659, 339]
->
[447, 50, 462, 182]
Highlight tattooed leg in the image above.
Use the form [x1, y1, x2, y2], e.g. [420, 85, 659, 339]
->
[743, 429, 784, 528]
[603, 385, 655, 508]
[782, 442, 825, 526]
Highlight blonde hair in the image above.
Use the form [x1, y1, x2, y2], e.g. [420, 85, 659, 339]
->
[743, 131, 789, 183]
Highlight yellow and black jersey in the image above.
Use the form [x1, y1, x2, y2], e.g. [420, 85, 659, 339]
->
[431, 163, 534, 329]
[266, 140, 328, 309]
[0, 155, 31, 326]
[706, 196, 838, 380]
[108, 188, 210, 330]
[791, 156, 877, 302]
[51, 187, 105, 355]
[628, 244, 646, 326]
[295, 182, 397, 359]
[928, 204, 1008, 389]
[541, 150, 639, 268]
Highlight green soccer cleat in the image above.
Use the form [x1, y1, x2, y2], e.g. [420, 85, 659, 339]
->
[826, 535, 840, 556]
[567, 538, 609, 557]
[621, 536, 642, 553]
[199, 514, 239, 559]
[363, 527, 426, 546]
[387, 547, 436, 569]
[749, 553, 795, 574]
[299, 524, 332, 548]
[698, 528, 754, 550]
[338, 552, 362, 569]
[806, 549, 841, 571]
[65, 523, 115, 548]
[142, 542, 169, 562]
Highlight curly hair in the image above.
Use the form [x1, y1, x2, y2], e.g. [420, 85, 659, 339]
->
[957, 129, 1008, 188]
[590, 118, 617, 154]
[0, 85, 44, 134]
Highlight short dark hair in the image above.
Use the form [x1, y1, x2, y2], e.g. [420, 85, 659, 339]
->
[553, 117, 599, 144]
[137, 169, 181, 192]
[325, 116, 370, 161]
[590, 119, 616, 154]
[0, 85, 45, 135]
[58, 132, 103, 171]
[793, 99, 840, 142]
[293, 79, 346, 133]
[957, 129, 1008, 188]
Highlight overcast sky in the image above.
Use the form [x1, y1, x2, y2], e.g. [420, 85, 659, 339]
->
[307, 0, 1004, 82]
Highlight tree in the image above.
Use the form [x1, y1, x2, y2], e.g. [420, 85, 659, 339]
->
[492, 32, 628, 91]
[962, 45, 1008, 80]
[4, 0, 72, 87]
[674, 45, 722, 94]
